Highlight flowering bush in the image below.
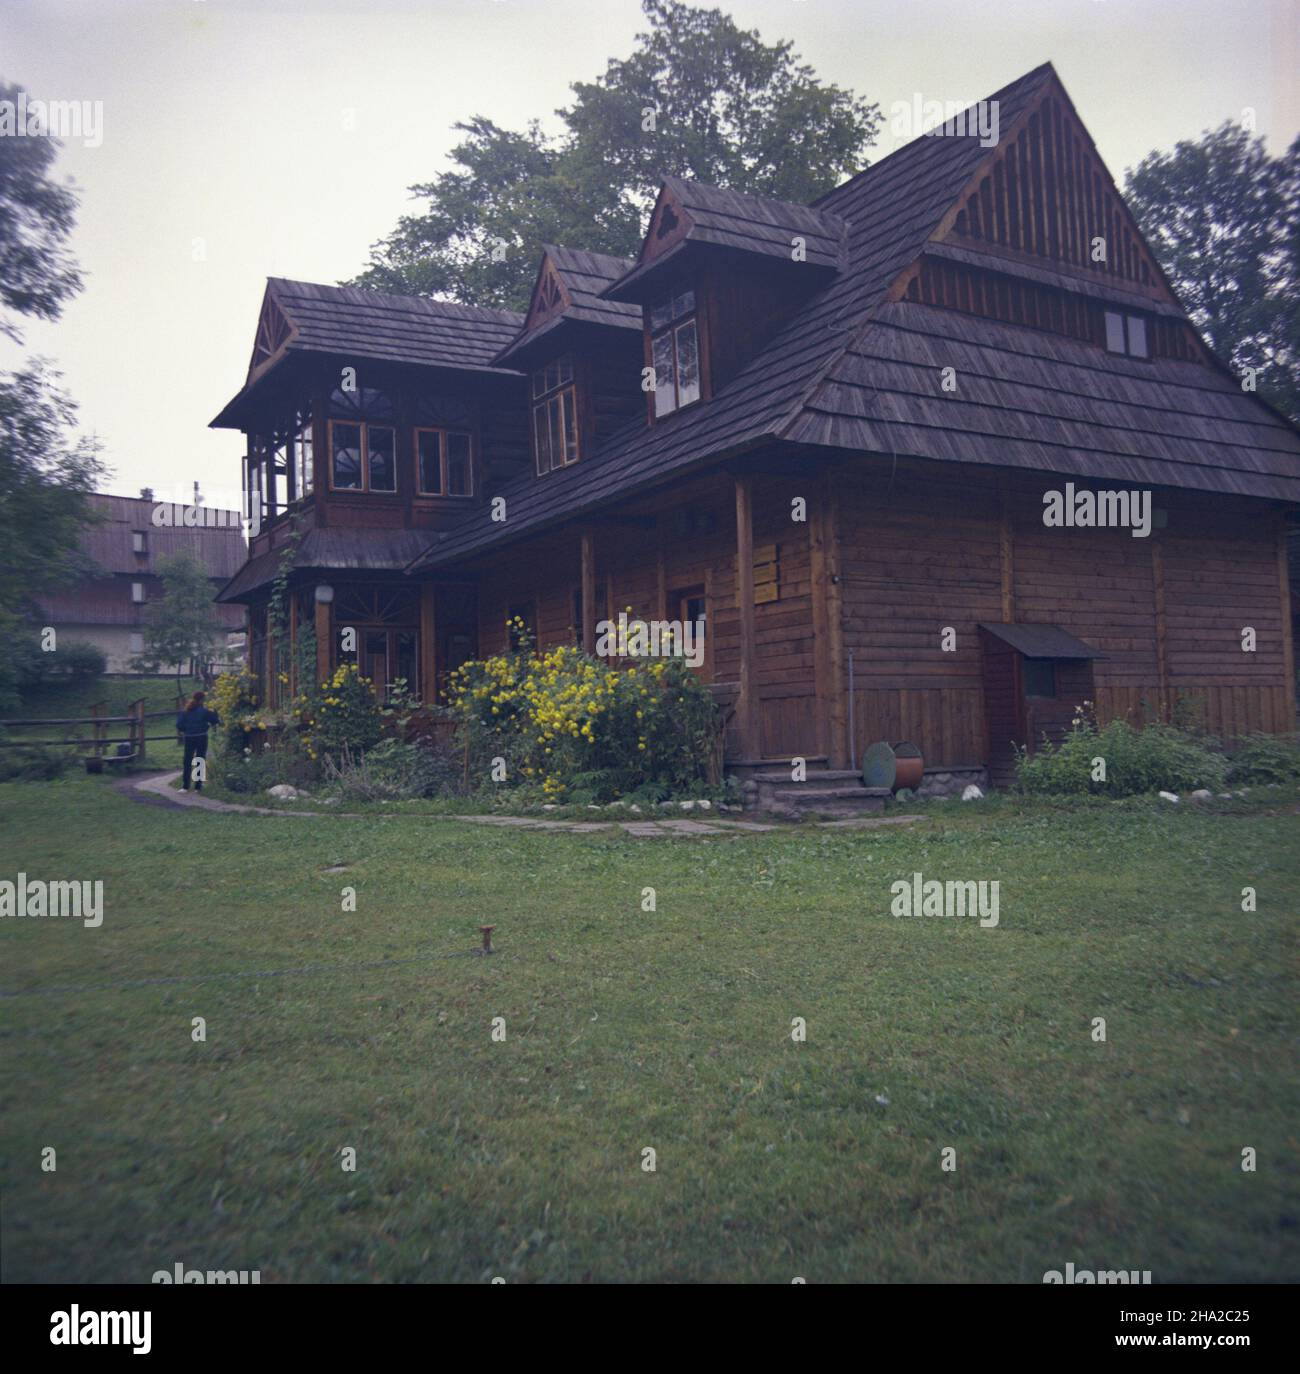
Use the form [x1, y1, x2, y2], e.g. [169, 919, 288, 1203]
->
[293, 662, 385, 762]
[449, 635, 722, 803]
[209, 667, 263, 752]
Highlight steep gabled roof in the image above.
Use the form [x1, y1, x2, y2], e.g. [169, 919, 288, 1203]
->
[494, 246, 639, 366]
[213, 278, 525, 428]
[410, 60, 1300, 573]
[264, 277, 523, 372]
[606, 175, 847, 300]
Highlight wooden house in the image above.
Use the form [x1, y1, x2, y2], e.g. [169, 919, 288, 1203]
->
[213, 63, 1300, 791]
[36, 492, 245, 675]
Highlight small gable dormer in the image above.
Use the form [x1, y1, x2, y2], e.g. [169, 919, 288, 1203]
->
[494, 246, 645, 475]
[604, 177, 847, 420]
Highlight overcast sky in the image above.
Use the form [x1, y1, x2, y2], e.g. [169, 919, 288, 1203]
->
[2, 0, 1296, 510]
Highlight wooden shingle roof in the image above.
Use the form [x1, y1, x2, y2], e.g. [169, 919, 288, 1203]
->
[411, 61, 1300, 572]
[217, 527, 433, 603]
[268, 278, 523, 372]
[493, 246, 640, 366]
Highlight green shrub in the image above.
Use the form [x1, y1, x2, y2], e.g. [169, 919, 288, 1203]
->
[1228, 733, 1300, 785]
[49, 640, 106, 685]
[0, 744, 77, 781]
[321, 737, 459, 802]
[1016, 719, 1229, 796]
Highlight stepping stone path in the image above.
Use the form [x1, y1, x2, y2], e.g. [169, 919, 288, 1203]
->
[131, 773, 923, 837]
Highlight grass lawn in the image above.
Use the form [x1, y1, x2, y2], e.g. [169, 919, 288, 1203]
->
[0, 775, 1297, 1283]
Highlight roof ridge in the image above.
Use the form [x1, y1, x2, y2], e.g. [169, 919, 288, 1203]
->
[269, 276, 524, 324]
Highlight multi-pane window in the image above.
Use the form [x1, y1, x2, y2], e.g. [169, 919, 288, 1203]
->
[293, 412, 313, 497]
[649, 287, 701, 417]
[1104, 310, 1150, 359]
[328, 383, 397, 492]
[532, 355, 580, 475]
[329, 420, 396, 492]
[416, 428, 474, 497]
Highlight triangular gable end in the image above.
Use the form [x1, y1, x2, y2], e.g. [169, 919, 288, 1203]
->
[522, 253, 573, 335]
[638, 182, 693, 268]
[247, 284, 295, 382]
[927, 70, 1183, 307]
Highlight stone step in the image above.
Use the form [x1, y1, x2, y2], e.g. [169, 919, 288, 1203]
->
[769, 793, 889, 820]
[751, 769, 864, 786]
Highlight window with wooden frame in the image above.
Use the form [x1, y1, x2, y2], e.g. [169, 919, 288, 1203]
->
[328, 419, 396, 492]
[671, 584, 710, 679]
[1022, 657, 1057, 699]
[327, 383, 397, 492]
[649, 286, 701, 417]
[292, 407, 313, 498]
[1103, 310, 1150, 359]
[415, 428, 474, 497]
[532, 355, 580, 474]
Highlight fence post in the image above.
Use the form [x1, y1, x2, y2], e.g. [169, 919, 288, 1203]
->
[90, 702, 105, 757]
[130, 699, 146, 761]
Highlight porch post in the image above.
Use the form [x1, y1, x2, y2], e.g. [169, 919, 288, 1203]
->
[581, 530, 597, 654]
[420, 580, 437, 704]
[811, 468, 849, 768]
[314, 593, 331, 688]
[734, 474, 758, 759]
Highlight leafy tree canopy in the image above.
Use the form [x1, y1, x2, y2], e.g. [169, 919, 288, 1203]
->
[0, 79, 82, 343]
[349, 0, 881, 310]
[1125, 121, 1299, 422]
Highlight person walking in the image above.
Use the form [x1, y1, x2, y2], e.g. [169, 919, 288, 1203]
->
[176, 690, 220, 791]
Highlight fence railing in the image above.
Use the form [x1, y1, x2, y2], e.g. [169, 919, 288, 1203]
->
[0, 700, 184, 763]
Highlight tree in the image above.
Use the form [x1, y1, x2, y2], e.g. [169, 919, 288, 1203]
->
[1125, 122, 1299, 423]
[0, 75, 102, 711]
[132, 554, 224, 693]
[0, 79, 83, 342]
[349, 0, 881, 310]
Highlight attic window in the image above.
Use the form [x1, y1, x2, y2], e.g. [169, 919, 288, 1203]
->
[1104, 310, 1150, 359]
[532, 354, 580, 474]
[649, 288, 701, 417]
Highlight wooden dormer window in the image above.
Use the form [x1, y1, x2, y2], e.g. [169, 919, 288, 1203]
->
[533, 354, 580, 474]
[416, 428, 473, 497]
[649, 287, 701, 417]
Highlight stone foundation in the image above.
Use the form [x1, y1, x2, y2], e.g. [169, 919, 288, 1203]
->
[912, 766, 989, 799]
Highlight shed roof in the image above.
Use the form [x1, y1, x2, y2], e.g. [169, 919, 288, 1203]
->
[979, 623, 1106, 659]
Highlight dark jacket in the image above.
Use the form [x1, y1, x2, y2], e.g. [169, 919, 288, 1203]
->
[176, 706, 220, 739]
